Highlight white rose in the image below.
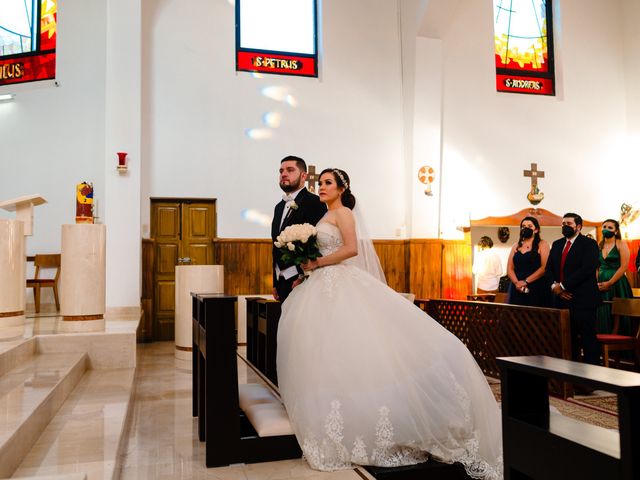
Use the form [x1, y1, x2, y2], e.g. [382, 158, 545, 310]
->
[280, 223, 316, 244]
[287, 242, 295, 251]
[274, 241, 282, 248]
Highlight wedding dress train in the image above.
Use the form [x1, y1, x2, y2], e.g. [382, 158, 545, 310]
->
[276, 221, 503, 479]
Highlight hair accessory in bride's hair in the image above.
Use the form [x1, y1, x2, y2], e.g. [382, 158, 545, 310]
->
[333, 169, 350, 190]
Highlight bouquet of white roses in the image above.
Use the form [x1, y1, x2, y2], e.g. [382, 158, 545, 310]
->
[274, 223, 321, 267]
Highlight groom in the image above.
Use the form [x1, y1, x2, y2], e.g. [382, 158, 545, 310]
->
[272, 155, 326, 302]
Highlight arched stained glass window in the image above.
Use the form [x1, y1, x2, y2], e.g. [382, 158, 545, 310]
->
[0, 0, 57, 87]
[493, 0, 554, 95]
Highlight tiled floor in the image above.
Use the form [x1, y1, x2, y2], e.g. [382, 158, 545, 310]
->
[117, 342, 365, 480]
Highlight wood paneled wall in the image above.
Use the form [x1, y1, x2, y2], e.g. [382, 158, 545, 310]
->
[211, 238, 472, 299]
[213, 239, 274, 295]
[139, 238, 155, 342]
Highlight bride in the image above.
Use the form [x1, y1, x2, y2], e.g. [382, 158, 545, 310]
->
[276, 168, 503, 480]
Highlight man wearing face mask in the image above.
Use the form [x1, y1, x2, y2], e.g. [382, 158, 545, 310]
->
[547, 213, 601, 366]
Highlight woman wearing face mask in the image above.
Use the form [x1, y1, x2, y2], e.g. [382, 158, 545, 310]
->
[596, 219, 632, 334]
[506, 216, 551, 306]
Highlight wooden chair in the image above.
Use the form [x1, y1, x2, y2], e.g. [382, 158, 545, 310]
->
[596, 297, 640, 369]
[26, 254, 61, 313]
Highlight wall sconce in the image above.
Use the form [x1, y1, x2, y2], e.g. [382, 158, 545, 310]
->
[0, 93, 15, 103]
[417, 165, 435, 196]
[117, 152, 128, 173]
[620, 202, 640, 239]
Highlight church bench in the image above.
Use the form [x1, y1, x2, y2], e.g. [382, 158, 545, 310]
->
[246, 297, 282, 386]
[498, 355, 640, 479]
[192, 293, 301, 467]
[245, 296, 263, 365]
[415, 299, 573, 397]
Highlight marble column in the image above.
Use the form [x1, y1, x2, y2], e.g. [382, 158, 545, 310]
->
[0, 220, 25, 334]
[174, 265, 224, 360]
[60, 224, 106, 332]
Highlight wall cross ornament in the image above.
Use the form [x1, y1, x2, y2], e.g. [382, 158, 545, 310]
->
[306, 165, 320, 193]
[523, 163, 545, 206]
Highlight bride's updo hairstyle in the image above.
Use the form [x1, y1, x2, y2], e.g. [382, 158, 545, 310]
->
[320, 168, 356, 209]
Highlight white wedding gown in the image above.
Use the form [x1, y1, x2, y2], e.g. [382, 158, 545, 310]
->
[276, 221, 503, 479]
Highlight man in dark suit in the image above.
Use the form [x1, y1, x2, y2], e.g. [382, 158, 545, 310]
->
[271, 156, 326, 302]
[547, 212, 601, 365]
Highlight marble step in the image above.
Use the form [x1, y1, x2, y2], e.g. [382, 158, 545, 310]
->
[0, 351, 88, 478]
[0, 337, 36, 377]
[10, 367, 136, 480]
[6, 475, 86, 480]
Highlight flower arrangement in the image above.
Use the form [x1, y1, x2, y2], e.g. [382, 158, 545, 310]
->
[274, 223, 321, 267]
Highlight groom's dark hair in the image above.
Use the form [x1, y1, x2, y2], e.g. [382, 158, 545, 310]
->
[281, 155, 307, 172]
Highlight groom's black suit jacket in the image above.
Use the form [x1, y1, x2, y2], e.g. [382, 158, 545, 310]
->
[546, 233, 601, 309]
[271, 188, 327, 285]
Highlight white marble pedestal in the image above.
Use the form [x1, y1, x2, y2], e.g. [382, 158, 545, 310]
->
[0, 220, 25, 333]
[60, 224, 106, 332]
[175, 265, 224, 360]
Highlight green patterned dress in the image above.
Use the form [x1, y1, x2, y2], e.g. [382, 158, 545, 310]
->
[596, 244, 633, 334]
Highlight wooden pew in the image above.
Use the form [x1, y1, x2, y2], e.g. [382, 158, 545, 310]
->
[416, 299, 573, 397]
[498, 355, 640, 479]
[192, 293, 301, 467]
[246, 297, 282, 386]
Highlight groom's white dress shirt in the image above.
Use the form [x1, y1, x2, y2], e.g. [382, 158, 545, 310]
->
[276, 187, 304, 281]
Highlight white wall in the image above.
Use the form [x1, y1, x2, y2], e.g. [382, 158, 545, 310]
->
[414, 0, 639, 239]
[411, 37, 442, 238]
[141, 0, 405, 239]
[622, 0, 640, 136]
[104, 0, 142, 307]
[0, 0, 142, 308]
[0, 0, 107, 253]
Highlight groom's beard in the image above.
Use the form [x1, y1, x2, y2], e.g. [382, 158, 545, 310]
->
[280, 177, 304, 193]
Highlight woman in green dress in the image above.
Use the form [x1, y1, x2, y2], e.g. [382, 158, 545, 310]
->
[597, 219, 633, 334]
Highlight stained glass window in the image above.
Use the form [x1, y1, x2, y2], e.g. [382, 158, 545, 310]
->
[236, 0, 318, 78]
[493, 0, 554, 95]
[0, 0, 56, 87]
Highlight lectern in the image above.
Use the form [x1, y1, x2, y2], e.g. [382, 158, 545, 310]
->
[0, 194, 47, 236]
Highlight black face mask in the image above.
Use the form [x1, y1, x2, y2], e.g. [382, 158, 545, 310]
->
[520, 227, 534, 239]
[562, 225, 575, 238]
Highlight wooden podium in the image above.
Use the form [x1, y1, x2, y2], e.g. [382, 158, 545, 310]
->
[0, 194, 47, 236]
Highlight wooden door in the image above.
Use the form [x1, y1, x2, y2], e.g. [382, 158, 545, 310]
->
[150, 199, 216, 341]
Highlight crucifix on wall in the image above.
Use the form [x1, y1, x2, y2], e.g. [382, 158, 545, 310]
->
[523, 163, 545, 206]
[306, 165, 320, 193]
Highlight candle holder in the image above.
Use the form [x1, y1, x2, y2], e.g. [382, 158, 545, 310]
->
[117, 152, 128, 173]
